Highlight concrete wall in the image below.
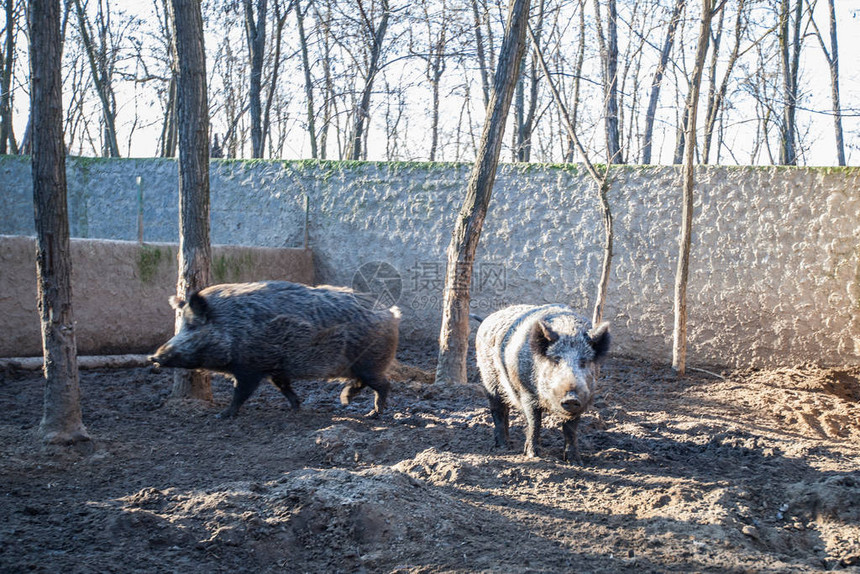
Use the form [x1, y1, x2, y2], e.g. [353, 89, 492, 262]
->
[0, 236, 314, 357]
[2, 156, 858, 367]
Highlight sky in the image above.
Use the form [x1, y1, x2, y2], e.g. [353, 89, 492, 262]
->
[6, 0, 860, 165]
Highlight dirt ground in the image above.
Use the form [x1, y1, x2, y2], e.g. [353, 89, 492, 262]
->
[1, 346, 859, 573]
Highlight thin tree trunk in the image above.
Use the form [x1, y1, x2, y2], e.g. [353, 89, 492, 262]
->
[808, 0, 844, 165]
[156, 0, 177, 157]
[295, 0, 318, 158]
[593, 0, 622, 164]
[430, 74, 441, 161]
[470, 0, 490, 108]
[0, 0, 16, 154]
[530, 25, 612, 326]
[71, 0, 120, 157]
[824, 0, 844, 166]
[245, 0, 267, 158]
[564, 1, 586, 162]
[348, 0, 389, 161]
[778, 0, 802, 165]
[435, 0, 530, 385]
[641, 0, 685, 164]
[316, 0, 334, 159]
[170, 0, 212, 401]
[673, 0, 715, 374]
[30, 0, 90, 446]
[702, 0, 744, 164]
[160, 74, 178, 157]
[262, 0, 287, 157]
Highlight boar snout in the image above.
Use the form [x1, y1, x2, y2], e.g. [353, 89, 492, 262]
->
[560, 392, 583, 412]
[148, 345, 174, 367]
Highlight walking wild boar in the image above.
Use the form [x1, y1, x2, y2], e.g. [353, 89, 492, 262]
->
[476, 304, 610, 463]
[148, 281, 401, 418]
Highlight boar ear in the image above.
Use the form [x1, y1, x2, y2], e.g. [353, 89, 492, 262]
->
[168, 296, 186, 310]
[530, 320, 559, 356]
[588, 322, 611, 362]
[187, 292, 210, 319]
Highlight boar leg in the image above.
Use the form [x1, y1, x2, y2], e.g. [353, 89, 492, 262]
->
[521, 400, 542, 458]
[348, 367, 390, 418]
[339, 380, 364, 406]
[562, 417, 583, 464]
[363, 376, 390, 418]
[271, 373, 301, 410]
[487, 392, 510, 449]
[217, 370, 264, 418]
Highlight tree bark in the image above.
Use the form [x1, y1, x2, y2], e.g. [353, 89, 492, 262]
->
[470, 0, 490, 108]
[156, 0, 177, 157]
[435, 0, 530, 385]
[702, 0, 744, 164]
[295, 0, 318, 158]
[348, 0, 389, 161]
[170, 0, 212, 401]
[71, 0, 120, 157]
[262, 0, 287, 158]
[673, 0, 715, 374]
[808, 0, 844, 166]
[1, 0, 17, 154]
[778, 0, 802, 165]
[641, 0, 685, 164]
[593, 0, 622, 164]
[30, 0, 90, 446]
[245, 0, 267, 158]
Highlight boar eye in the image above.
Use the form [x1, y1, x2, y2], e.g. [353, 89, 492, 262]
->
[578, 359, 588, 369]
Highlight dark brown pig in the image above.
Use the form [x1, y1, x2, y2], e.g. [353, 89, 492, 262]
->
[149, 281, 400, 418]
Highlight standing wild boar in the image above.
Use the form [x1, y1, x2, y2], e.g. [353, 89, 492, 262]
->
[148, 281, 400, 418]
[475, 304, 610, 463]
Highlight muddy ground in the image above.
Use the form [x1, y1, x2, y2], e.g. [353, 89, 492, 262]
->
[1, 347, 859, 573]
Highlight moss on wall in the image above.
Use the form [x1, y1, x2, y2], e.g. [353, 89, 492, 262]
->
[213, 252, 255, 284]
[137, 244, 166, 284]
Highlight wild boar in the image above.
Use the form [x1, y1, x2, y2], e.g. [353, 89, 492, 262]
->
[148, 281, 400, 418]
[475, 304, 610, 463]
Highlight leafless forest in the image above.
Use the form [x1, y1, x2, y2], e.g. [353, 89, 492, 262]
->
[0, 0, 856, 165]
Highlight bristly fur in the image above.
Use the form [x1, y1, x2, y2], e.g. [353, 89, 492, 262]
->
[150, 281, 401, 418]
[475, 304, 611, 463]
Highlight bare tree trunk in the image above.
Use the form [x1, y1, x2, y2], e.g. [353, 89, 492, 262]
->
[262, 0, 287, 157]
[314, 0, 334, 159]
[30, 0, 90, 446]
[435, 0, 530, 385]
[808, 0, 844, 166]
[170, 0, 212, 401]
[160, 75, 178, 157]
[0, 0, 17, 154]
[348, 0, 389, 161]
[641, 0, 685, 164]
[244, 0, 267, 158]
[673, 0, 715, 375]
[530, 25, 612, 326]
[470, 0, 490, 108]
[156, 0, 177, 157]
[593, 0, 622, 163]
[419, 0, 448, 162]
[513, 0, 542, 163]
[564, 0, 586, 162]
[702, 0, 744, 164]
[295, 0, 318, 158]
[778, 0, 802, 165]
[71, 0, 120, 157]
